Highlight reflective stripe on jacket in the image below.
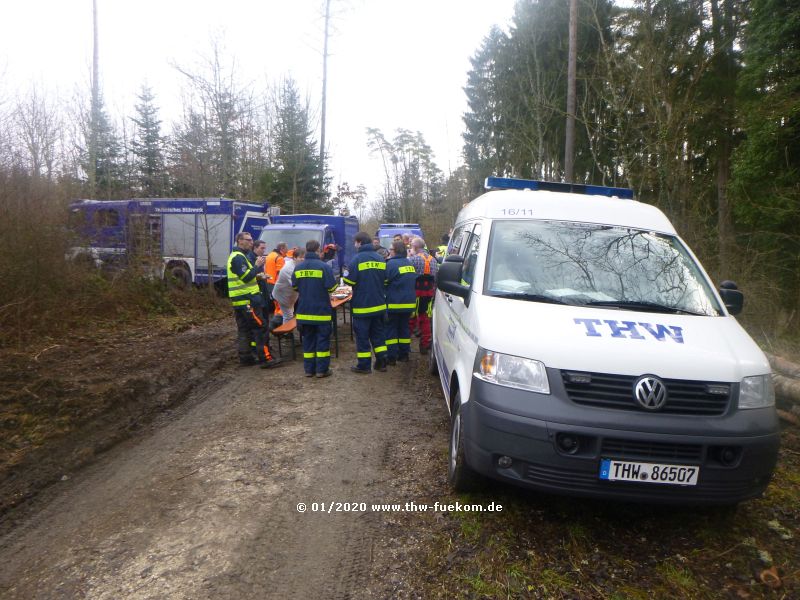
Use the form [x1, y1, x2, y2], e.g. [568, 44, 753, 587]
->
[227, 249, 261, 307]
[385, 256, 417, 312]
[291, 252, 337, 323]
[345, 244, 387, 315]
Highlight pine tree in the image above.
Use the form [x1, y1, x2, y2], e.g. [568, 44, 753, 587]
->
[130, 85, 167, 197]
[82, 95, 123, 199]
[265, 78, 328, 213]
[463, 27, 509, 196]
[366, 128, 443, 224]
[732, 0, 800, 305]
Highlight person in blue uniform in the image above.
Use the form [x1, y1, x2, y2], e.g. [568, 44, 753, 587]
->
[343, 231, 388, 373]
[292, 239, 338, 378]
[384, 240, 417, 365]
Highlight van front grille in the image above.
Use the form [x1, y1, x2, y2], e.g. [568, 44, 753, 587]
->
[561, 371, 732, 416]
[600, 438, 703, 461]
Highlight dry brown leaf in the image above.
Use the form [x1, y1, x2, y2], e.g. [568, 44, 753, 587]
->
[759, 566, 782, 589]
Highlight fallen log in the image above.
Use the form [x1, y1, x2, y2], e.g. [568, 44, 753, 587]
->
[777, 409, 800, 427]
[773, 374, 800, 407]
[765, 352, 800, 379]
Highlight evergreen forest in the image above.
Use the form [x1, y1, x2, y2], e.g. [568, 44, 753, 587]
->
[0, 0, 798, 344]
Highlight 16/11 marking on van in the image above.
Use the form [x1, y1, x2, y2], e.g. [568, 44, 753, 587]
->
[498, 208, 535, 217]
[599, 459, 699, 486]
[574, 318, 684, 343]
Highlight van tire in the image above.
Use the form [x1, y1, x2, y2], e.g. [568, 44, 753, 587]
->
[448, 392, 481, 492]
[166, 265, 191, 289]
[428, 342, 439, 376]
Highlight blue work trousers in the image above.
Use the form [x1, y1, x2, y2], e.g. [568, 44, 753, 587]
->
[352, 315, 387, 370]
[385, 311, 412, 360]
[300, 322, 332, 375]
[234, 305, 270, 364]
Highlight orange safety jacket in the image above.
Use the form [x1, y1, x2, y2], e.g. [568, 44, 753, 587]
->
[264, 250, 285, 284]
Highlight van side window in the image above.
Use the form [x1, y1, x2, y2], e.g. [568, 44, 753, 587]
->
[449, 225, 467, 256]
[93, 209, 120, 227]
[461, 224, 481, 288]
[447, 225, 465, 256]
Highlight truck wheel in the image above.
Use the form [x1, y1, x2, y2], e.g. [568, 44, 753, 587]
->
[448, 391, 482, 492]
[166, 265, 191, 289]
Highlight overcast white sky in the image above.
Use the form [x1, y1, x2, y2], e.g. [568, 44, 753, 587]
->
[0, 0, 517, 199]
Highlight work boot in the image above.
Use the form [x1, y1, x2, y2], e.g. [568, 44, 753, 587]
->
[419, 345, 429, 355]
[350, 365, 371, 375]
[374, 358, 387, 372]
[316, 369, 333, 378]
[397, 354, 410, 363]
[304, 371, 314, 378]
[260, 356, 287, 369]
[387, 357, 397, 366]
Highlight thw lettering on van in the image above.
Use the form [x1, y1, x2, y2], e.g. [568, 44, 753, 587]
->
[573, 318, 684, 344]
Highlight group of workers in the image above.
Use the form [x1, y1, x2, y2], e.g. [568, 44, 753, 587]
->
[226, 230, 450, 377]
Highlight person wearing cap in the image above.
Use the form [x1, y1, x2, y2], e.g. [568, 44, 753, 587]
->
[344, 231, 388, 374]
[292, 240, 337, 378]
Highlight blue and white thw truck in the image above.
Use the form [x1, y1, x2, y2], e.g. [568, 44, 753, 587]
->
[68, 198, 272, 287]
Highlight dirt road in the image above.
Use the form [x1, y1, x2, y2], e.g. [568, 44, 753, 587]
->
[3, 317, 798, 598]
[0, 328, 448, 599]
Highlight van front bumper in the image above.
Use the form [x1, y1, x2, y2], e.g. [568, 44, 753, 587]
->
[463, 377, 780, 505]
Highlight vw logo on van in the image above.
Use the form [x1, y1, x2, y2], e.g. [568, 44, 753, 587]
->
[634, 376, 667, 410]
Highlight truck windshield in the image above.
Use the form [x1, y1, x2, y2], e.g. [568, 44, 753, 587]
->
[260, 228, 323, 252]
[485, 220, 722, 316]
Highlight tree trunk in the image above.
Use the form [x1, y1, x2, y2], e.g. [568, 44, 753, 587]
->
[709, 0, 736, 274]
[319, 0, 331, 187]
[89, 0, 100, 198]
[564, 0, 578, 183]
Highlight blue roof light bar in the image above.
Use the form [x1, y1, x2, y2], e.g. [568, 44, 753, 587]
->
[484, 176, 634, 200]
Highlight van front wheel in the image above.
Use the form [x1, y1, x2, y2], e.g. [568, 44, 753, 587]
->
[448, 392, 481, 492]
[428, 341, 439, 376]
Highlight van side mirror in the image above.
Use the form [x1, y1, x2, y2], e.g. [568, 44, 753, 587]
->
[719, 280, 744, 315]
[437, 255, 469, 300]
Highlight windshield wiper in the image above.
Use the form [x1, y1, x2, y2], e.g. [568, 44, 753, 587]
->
[489, 292, 571, 305]
[584, 300, 708, 316]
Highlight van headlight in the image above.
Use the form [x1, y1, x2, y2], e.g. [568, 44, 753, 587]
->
[474, 348, 550, 394]
[738, 374, 775, 409]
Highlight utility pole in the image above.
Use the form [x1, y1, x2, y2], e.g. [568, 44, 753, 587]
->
[89, 0, 100, 197]
[319, 0, 331, 190]
[564, 0, 577, 183]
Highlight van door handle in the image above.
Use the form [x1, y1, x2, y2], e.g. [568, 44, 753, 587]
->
[444, 294, 453, 303]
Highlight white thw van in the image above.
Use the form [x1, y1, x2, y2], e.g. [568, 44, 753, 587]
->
[431, 177, 779, 504]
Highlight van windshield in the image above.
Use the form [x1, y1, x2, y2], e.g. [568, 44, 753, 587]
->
[260, 228, 323, 252]
[485, 220, 722, 316]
